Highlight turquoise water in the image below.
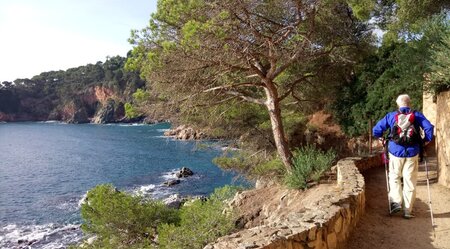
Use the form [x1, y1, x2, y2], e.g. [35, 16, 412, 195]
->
[0, 122, 239, 248]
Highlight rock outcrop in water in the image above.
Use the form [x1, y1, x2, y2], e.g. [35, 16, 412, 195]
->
[164, 179, 181, 186]
[164, 125, 208, 140]
[176, 167, 194, 178]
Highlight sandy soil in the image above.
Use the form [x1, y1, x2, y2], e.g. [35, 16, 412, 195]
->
[232, 181, 335, 228]
[346, 158, 450, 249]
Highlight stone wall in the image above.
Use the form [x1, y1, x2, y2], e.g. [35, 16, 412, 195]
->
[436, 90, 450, 188]
[205, 155, 381, 249]
[423, 91, 437, 127]
[422, 91, 437, 157]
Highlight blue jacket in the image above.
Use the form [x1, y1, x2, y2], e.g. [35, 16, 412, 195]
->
[373, 107, 434, 157]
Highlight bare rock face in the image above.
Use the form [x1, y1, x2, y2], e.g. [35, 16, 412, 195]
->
[92, 99, 116, 124]
[0, 112, 13, 122]
[163, 194, 185, 209]
[61, 100, 89, 124]
[164, 125, 208, 140]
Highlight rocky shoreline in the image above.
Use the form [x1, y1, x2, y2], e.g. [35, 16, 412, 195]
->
[163, 125, 208, 140]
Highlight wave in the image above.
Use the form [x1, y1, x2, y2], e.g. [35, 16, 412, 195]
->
[130, 169, 193, 200]
[152, 135, 170, 138]
[131, 183, 174, 200]
[37, 120, 63, 124]
[160, 169, 181, 180]
[78, 192, 88, 208]
[117, 123, 146, 127]
[132, 184, 156, 198]
[0, 223, 82, 249]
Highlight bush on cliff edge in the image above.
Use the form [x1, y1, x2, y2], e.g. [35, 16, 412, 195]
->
[284, 145, 336, 190]
[75, 184, 240, 249]
[157, 186, 240, 249]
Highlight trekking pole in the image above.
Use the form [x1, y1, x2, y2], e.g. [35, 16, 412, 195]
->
[424, 156, 436, 237]
[382, 140, 392, 214]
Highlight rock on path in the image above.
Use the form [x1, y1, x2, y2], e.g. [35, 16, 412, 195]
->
[346, 157, 450, 249]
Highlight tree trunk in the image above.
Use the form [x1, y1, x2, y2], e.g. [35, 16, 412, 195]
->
[264, 83, 294, 171]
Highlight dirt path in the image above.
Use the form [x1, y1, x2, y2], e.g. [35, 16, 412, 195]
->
[347, 157, 450, 249]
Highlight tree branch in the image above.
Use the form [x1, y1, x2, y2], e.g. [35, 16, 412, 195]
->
[279, 73, 316, 101]
[272, 45, 335, 80]
[224, 90, 266, 105]
[202, 82, 265, 93]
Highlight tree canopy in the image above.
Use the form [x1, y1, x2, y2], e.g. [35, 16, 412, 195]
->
[127, 0, 372, 169]
[332, 12, 449, 136]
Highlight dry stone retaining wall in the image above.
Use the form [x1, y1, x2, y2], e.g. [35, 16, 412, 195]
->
[424, 89, 450, 188]
[205, 155, 380, 249]
[436, 90, 450, 188]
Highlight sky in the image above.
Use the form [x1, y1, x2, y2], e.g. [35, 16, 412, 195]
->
[0, 0, 157, 82]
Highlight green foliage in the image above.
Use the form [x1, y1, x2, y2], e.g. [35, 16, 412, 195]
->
[348, 0, 449, 37]
[75, 184, 240, 249]
[214, 151, 286, 178]
[332, 15, 449, 136]
[346, 0, 375, 20]
[427, 22, 450, 93]
[252, 157, 286, 177]
[133, 88, 151, 103]
[79, 184, 179, 248]
[124, 102, 140, 119]
[127, 0, 372, 166]
[157, 186, 239, 249]
[284, 146, 336, 190]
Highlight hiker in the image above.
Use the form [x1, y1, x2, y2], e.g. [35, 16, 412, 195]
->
[373, 94, 434, 219]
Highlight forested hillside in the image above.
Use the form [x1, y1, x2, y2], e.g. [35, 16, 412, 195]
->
[0, 55, 146, 123]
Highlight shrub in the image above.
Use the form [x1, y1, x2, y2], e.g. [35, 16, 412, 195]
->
[75, 185, 240, 249]
[79, 184, 179, 248]
[124, 102, 140, 119]
[214, 150, 285, 178]
[251, 157, 286, 177]
[157, 186, 239, 249]
[284, 145, 336, 189]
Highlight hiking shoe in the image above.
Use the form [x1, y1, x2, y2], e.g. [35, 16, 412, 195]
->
[403, 211, 415, 219]
[390, 202, 402, 214]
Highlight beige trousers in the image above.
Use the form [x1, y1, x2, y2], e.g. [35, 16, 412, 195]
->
[388, 153, 419, 213]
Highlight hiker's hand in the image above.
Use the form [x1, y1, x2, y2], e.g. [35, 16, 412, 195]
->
[378, 138, 385, 146]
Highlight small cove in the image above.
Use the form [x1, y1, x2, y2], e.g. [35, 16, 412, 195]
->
[0, 122, 241, 248]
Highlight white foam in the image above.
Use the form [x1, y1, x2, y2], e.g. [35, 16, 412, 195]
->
[117, 123, 146, 127]
[78, 192, 88, 207]
[133, 184, 156, 197]
[0, 223, 82, 248]
[160, 169, 180, 180]
[152, 135, 172, 139]
[37, 120, 61, 124]
[220, 146, 240, 151]
[156, 129, 169, 132]
[140, 184, 156, 192]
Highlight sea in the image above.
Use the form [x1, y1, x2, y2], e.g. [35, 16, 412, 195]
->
[0, 122, 242, 249]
